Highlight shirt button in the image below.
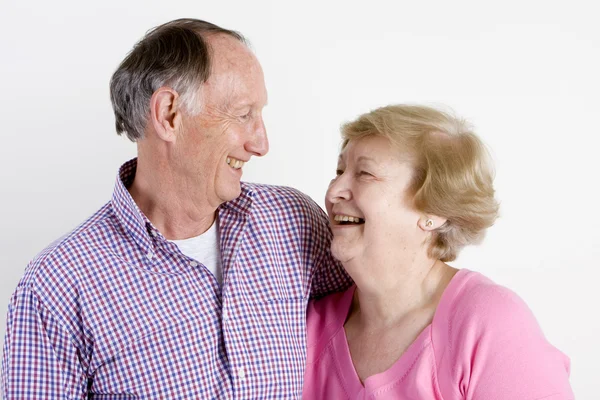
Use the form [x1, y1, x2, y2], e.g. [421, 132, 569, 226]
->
[150, 230, 158, 237]
[238, 367, 246, 380]
[146, 251, 154, 260]
[189, 261, 198, 267]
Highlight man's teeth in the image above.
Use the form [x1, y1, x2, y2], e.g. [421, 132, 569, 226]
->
[334, 215, 364, 223]
[226, 157, 245, 169]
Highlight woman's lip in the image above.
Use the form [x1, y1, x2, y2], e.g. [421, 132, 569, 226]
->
[330, 221, 365, 228]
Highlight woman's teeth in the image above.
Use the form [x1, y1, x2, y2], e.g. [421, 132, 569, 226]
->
[334, 214, 365, 224]
[227, 157, 245, 169]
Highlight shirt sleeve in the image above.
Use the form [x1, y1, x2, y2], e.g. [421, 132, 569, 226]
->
[2, 285, 89, 399]
[305, 199, 353, 299]
[447, 282, 574, 400]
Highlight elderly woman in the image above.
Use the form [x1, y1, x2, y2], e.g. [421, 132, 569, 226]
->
[303, 105, 573, 399]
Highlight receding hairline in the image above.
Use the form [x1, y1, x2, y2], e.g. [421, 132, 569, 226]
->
[200, 33, 261, 87]
[203, 31, 255, 64]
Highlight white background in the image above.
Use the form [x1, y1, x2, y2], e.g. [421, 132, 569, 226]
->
[1, 0, 598, 397]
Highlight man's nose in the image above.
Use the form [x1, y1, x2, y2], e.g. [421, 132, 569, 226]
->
[246, 117, 268, 156]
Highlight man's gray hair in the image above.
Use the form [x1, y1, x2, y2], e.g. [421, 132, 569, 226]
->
[109, 18, 247, 141]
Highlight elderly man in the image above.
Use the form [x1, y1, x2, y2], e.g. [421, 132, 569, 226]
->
[2, 19, 350, 398]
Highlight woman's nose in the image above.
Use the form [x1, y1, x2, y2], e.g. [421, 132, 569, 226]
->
[325, 174, 351, 204]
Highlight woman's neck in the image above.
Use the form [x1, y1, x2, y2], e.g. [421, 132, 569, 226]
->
[347, 259, 457, 330]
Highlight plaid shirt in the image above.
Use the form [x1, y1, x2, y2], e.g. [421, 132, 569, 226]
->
[2, 159, 351, 399]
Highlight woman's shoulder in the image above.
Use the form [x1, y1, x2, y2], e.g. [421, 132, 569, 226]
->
[438, 269, 539, 336]
[306, 286, 355, 356]
[432, 269, 573, 399]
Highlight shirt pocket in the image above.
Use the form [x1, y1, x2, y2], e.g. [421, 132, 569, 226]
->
[233, 235, 313, 303]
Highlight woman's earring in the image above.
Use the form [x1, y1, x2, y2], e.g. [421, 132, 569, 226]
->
[425, 219, 434, 227]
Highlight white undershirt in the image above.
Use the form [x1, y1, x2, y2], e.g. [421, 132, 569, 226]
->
[170, 218, 223, 284]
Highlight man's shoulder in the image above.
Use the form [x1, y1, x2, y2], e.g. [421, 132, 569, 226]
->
[19, 202, 114, 293]
[243, 182, 324, 214]
[244, 182, 315, 203]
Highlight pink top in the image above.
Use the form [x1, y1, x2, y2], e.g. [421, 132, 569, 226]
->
[303, 269, 573, 399]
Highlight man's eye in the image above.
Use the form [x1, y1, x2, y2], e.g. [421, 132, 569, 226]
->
[335, 169, 344, 176]
[358, 171, 372, 177]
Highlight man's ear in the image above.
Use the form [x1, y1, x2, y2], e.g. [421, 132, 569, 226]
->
[418, 215, 448, 231]
[149, 87, 182, 143]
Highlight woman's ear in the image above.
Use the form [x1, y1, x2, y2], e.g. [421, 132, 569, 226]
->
[418, 215, 448, 231]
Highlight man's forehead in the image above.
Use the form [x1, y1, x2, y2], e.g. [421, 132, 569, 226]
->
[197, 34, 266, 108]
[204, 67, 265, 102]
[208, 34, 256, 70]
[205, 39, 262, 88]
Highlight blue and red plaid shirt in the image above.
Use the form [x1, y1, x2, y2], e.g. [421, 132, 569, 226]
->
[2, 159, 351, 399]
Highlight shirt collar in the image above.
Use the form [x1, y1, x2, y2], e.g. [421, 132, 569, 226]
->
[111, 158, 155, 256]
[220, 183, 255, 216]
[111, 158, 255, 254]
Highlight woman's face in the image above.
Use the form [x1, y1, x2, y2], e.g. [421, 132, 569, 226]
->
[325, 135, 425, 268]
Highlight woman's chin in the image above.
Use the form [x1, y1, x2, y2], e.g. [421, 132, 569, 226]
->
[331, 242, 358, 264]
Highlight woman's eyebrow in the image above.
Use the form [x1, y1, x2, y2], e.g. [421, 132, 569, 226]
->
[356, 156, 377, 164]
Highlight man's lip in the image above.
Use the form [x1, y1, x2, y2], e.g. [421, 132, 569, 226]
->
[227, 155, 250, 162]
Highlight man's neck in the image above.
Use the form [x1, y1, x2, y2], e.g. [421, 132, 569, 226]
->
[128, 155, 219, 240]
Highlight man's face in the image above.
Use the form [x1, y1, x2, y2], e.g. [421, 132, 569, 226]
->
[174, 34, 269, 207]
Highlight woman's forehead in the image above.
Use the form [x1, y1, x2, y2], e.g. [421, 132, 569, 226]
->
[339, 136, 396, 162]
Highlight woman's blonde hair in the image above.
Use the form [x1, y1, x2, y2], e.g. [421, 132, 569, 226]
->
[341, 104, 499, 262]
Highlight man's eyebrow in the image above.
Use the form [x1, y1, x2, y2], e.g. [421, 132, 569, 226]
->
[230, 100, 268, 110]
[231, 102, 253, 109]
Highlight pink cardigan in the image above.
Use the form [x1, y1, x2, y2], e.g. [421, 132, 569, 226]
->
[303, 269, 573, 399]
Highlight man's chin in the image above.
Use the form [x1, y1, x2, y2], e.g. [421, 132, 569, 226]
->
[219, 184, 243, 204]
